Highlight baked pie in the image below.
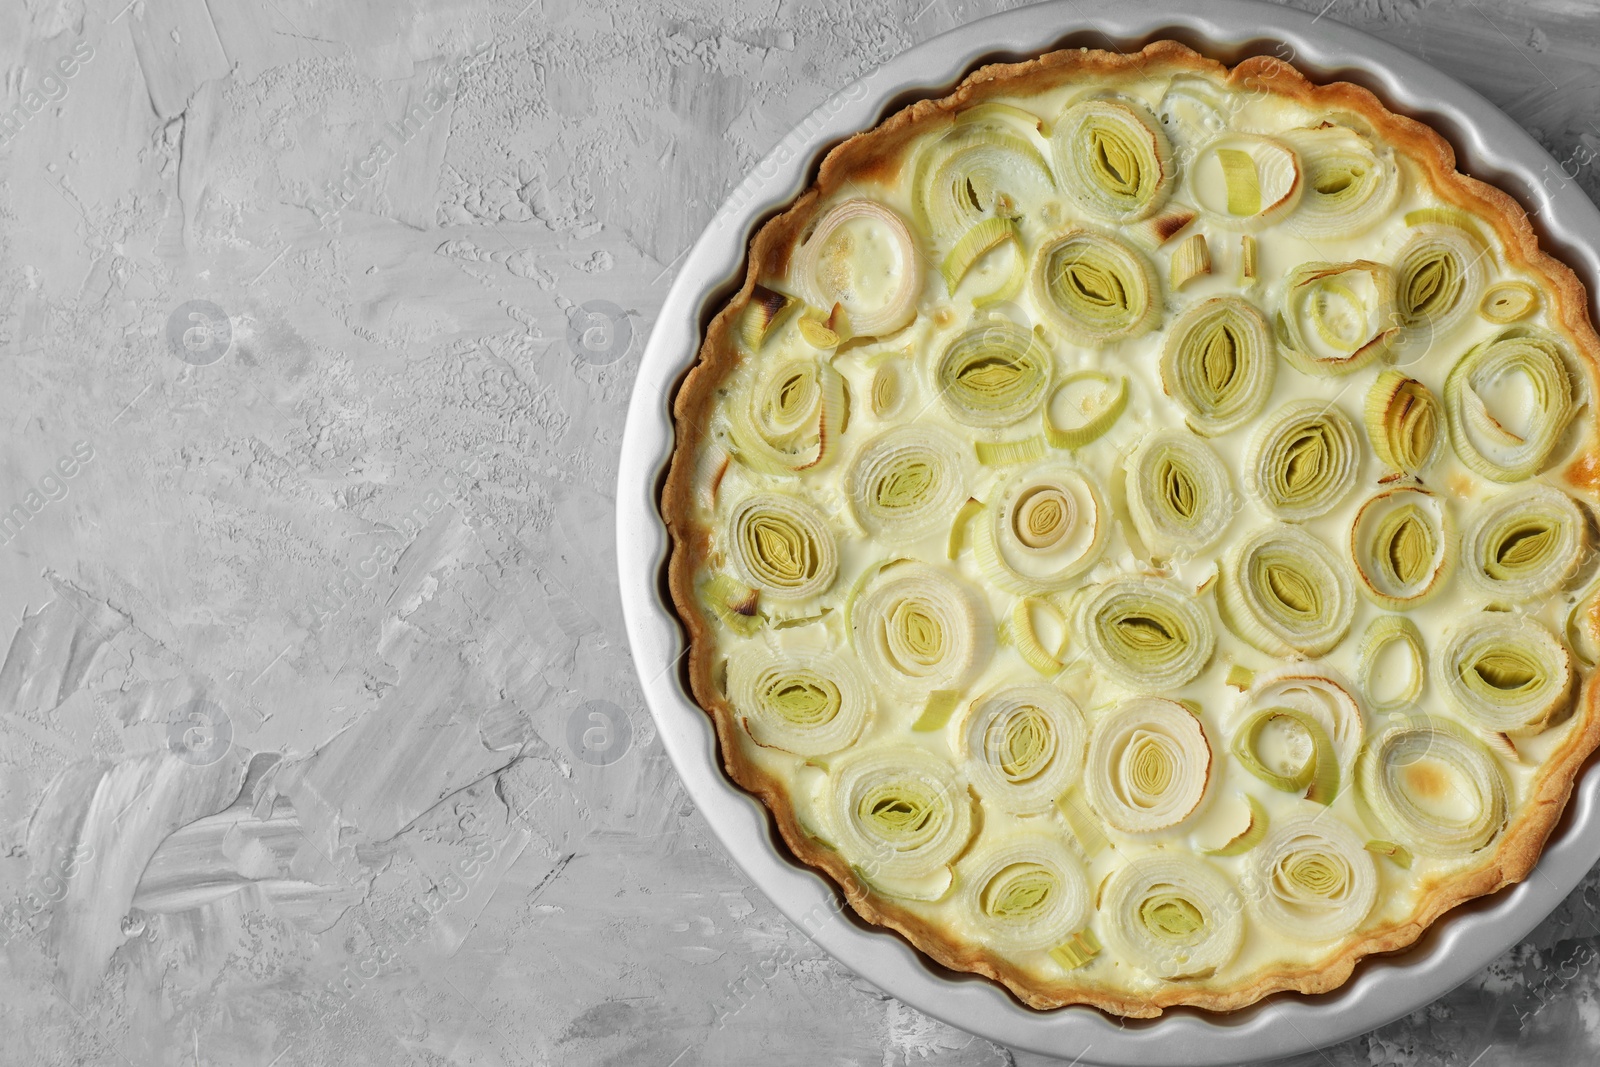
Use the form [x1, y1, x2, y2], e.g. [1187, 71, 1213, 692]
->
[661, 41, 1600, 1015]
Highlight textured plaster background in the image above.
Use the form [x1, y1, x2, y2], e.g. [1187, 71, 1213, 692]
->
[2, 0, 1600, 1064]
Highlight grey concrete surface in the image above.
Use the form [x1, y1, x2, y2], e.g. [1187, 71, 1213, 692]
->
[2, 0, 1599, 1064]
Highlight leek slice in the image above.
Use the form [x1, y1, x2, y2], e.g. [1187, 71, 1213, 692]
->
[1043, 370, 1129, 449]
[704, 573, 761, 636]
[941, 216, 1017, 295]
[946, 497, 984, 560]
[975, 464, 1109, 594]
[1365, 840, 1414, 868]
[1008, 596, 1068, 675]
[1461, 483, 1588, 602]
[850, 562, 992, 699]
[1204, 794, 1269, 857]
[1156, 77, 1231, 152]
[1365, 370, 1442, 475]
[1393, 222, 1488, 342]
[1281, 123, 1400, 240]
[1050, 929, 1102, 971]
[1436, 612, 1573, 734]
[1101, 855, 1243, 979]
[1032, 229, 1161, 347]
[728, 357, 847, 474]
[933, 318, 1052, 428]
[961, 684, 1086, 814]
[1356, 716, 1509, 858]
[1077, 577, 1216, 692]
[1170, 233, 1211, 290]
[828, 745, 974, 883]
[1221, 524, 1355, 657]
[1568, 573, 1600, 667]
[1359, 615, 1426, 713]
[1159, 296, 1277, 435]
[1350, 486, 1455, 609]
[1249, 814, 1378, 941]
[727, 493, 839, 601]
[975, 435, 1046, 466]
[1237, 669, 1365, 785]
[1230, 705, 1339, 803]
[1277, 260, 1397, 375]
[739, 284, 799, 350]
[913, 119, 1054, 242]
[726, 645, 872, 756]
[845, 425, 967, 542]
[1125, 430, 1237, 558]
[871, 361, 902, 418]
[1190, 134, 1302, 230]
[1051, 98, 1175, 222]
[796, 198, 921, 338]
[1444, 327, 1577, 482]
[958, 833, 1091, 953]
[1480, 280, 1539, 324]
[1245, 400, 1360, 521]
[1086, 697, 1213, 833]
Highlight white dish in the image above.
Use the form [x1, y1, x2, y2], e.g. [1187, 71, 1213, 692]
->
[616, 2, 1600, 1061]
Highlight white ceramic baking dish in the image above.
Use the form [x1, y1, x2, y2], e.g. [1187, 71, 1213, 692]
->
[617, 2, 1600, 1061]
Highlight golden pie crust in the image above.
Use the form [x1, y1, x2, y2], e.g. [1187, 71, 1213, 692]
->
[659, 41, 1600, 1016]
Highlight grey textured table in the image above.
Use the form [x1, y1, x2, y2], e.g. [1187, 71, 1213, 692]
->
[1, 1, 1598, 1064]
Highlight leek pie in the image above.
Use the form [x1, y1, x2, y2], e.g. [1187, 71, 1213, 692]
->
[661, 41, 1600, 1016]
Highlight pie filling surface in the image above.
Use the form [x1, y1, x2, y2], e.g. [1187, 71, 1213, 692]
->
[662, 41, 1600, 1016]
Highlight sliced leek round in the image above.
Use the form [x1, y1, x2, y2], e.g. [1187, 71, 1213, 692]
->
[1460, 483, 1587, 602]
[1190, 134, 1301, 230]
[1238, 669, 1365, 783]
[846, 425, 967, 542]
[1222, 524, 1355, 657]
[1155, 77, 1231, 153]
[962, 684, 1086, 814]
[1393, 221, 1488, 342]
[1278, 260, 1397, 375]
[958, 833, 1091, 953]
[829, 745, 974, 882]
[977, 464, 1109, 594]
[1124, 431, 1236, 557]
[1350, 486, 1454, 608]
[796, 198, 922, 338]
[1044, 370, 1129, 449]
[726, 645, 872, 756]
[1365, 370, 1442, 475]
[1230, 704, 1339, 803]
[1159, 296, 1277, 435]
[1436, 612, 1573, 734]
[1359, 615, 1427, 713]
[1445, 327, 1577, 482]
[1281, 123, 1400, 240]
[1356, 716, 1509, 858]
[1245, 400, 1360, 521]
[1250, 814, 1378, 942]
[851, 562, 992, 698]
[728, 357, 847, 474]
[934, 318, 1053, 428]
[1077, 577, 1216, 692]
[1032, 229, 1161, 347]
[1101, 855, 1243, 979]
[913, 116, 1054, 242]
[1050, 98, 1175, 222]
[727, 493, 839, 600]
[1480, 280, 1539, 324]
[1086, 696, 1212, 832]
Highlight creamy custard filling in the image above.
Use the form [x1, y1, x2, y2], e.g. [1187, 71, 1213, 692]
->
[682, 60, 1598, 1008]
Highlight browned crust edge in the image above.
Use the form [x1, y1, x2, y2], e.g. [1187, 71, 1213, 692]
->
[658, 39, 1600, 1018]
